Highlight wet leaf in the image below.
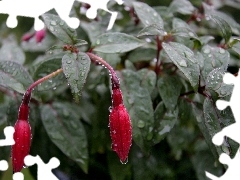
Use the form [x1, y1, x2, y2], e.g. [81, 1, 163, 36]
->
[118, 69, 154, 153]
[0, 61, 33, 93]
[158, 76, 182, 111]
[42, 14, 77, 44]
[62, 53, 90, 102]
[168, 0, 195, 15]
[0, 43, 25, 64]
[41, 102, 88, 173]
[93, 33, 145, 53]
[133, 2, 164, 28]
[162, 42, 200, 91]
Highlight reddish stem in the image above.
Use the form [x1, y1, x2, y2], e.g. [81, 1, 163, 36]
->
[86, 52, 120, 89]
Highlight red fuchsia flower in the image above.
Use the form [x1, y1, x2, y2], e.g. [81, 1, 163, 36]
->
[109, 85, 132, 163]
[21, 32, 35, 42]
[35, 29, 46, 43]
[21, 29, 46, 43]
[11, 92, 32, 173]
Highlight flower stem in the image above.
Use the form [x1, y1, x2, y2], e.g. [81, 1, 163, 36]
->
[22, 68, 63, 105]
[86, 52, 120, 89]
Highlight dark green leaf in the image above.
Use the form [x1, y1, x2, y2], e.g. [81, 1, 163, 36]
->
[137, 69, 156, 94]
[0, 61, 33, 93]
[158, 76, 182, 110]
[62, 53, 90, 102]
[201, 45, 229, 81]
[93, 33, 145, 53]
[137, 24, 166, 37]
[172, 18, 199, 41]
[42, 14, 77, 44]
[168, 0, 195, 15]
[162, 42, 200, 91]
[41, 102, 88, 173]
[74, 39, 88, 47]
[153, 102, 177, 144]
[107, 151, 132, 180]
[33, 55, 65, 91]
[118, 70, 154, 153]
[133, 2, 164, 28]
[0, 42, 25, 64]
[207, 15, 232, 43]
[203, 98, 229, 156]
[128, 48, 157, 63]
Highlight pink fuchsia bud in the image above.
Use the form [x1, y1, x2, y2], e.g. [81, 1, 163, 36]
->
[35, 29, 46, 43]
[11, 118, 31, 173]
[21, 33, 35, 42]
[109, 104, 132, 163]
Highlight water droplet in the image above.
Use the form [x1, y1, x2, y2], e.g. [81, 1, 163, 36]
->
[203, 48, 210, 54]
[120, 158, 128, 164]
[153, 12, 158, 17]
[108, 38, 113, 42]
[145, 20, 149, 25]
[60, 21, 64, 26]
[50, 21, 57, 26]
[137, 120, 145, 128]
[108, 106, 112, 112]
[178, 60, 187, 67]
[66, 59, 72, 64]
[208, 54, 212, 58]
[188, 32, 194, 37]
[219, 48, 225, 54]
[49, 26, 54, 31]
[96, 39, 100, 45]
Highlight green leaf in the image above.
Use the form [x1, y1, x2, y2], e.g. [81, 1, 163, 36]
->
[207, 15, 232, 43]
[172, 18, 199, 41]
[42, 14, 77, 44]
[203, 3, 240, 35]
[41, 102, 88, 173]
[203, 98, 229, 156]
[137, 69, 156, 94]
[137, 24, 166, 37]
[62, 53, 90, 102]
[168, 0, 195, 15]
[162, 42, 200, 91]
[201, 45, 229, 81]
[0, 42, 25, 64]
[128, 48, 157, 63]
[133, 2, 164, 28]
[93, 33, 145, 53]
[118, 69, 154, 153]
[107, 151, 132, 180]
[153, 102, 177, 144]
[0, 61, 33, 93]
[206, 67, 233, 97]
[33, 55, 65, 91]
[158, 76, 182, 111]
[199, 36, 215, 45]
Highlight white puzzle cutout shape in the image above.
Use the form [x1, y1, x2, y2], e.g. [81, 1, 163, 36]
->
[24, 155, 60, 180]
[0, 126, 15, 171]
[206, 70, 240, 179]
[0, 0, 123, 30]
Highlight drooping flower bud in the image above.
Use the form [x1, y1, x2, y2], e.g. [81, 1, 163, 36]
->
[12, 91, 32, 173]
[21, 33, 35, 42]
[109, 104, 132, 163]
[109, 85, 132, 163]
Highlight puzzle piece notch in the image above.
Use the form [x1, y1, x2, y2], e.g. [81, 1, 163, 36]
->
[0, 126, 15, 146]
[24, 155, 60, 180]
[13, 172, 24, 180]
[206, 148, 240, 180]
[0, 0, 124, 31]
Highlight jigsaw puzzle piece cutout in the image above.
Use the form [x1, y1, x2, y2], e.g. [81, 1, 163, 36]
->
[12, 172, 24, 180]
[0, 126, 15, 146]
[24, 155, 60, 180]
[206, 149, 240, 180]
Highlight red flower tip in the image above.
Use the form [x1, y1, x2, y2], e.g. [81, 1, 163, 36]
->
[35, 29, 46, 43]
[112, 88, 123, 108]
[109, 104, 132, 163]
[12, 119, 31, 173]
[21, 33, 35, 42]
